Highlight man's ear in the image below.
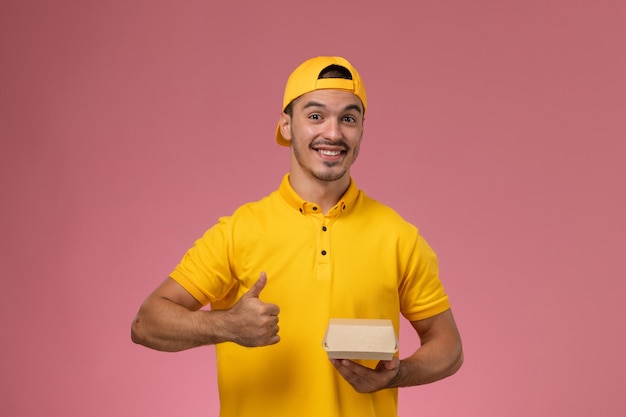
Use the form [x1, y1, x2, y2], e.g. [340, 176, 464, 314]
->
[279, 112, 292, 141]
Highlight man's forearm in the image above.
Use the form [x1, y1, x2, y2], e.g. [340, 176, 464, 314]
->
[131, 297, 230, 352]
[131, 274, 281, 351]
[390, 338, 463, 387]
[388, 310, 464, 388]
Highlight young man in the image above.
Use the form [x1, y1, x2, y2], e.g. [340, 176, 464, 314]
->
[131, 56, 463, 416]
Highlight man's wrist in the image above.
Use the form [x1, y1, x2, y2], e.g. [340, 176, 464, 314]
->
[385, 358, 406, 389]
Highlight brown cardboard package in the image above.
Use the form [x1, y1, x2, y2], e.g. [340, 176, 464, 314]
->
[323, 318, 398, 361]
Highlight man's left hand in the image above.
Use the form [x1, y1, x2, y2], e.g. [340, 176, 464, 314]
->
[330, 357, 401, 393]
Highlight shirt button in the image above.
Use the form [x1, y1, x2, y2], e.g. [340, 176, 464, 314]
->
[322, 226, 327, 232]
[321, 250, 327, 256]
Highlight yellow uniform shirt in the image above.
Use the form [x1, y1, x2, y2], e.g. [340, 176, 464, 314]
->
[171, 174, 450, 417]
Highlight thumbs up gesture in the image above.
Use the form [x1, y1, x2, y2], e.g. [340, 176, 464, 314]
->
[226, 272, 281, 347]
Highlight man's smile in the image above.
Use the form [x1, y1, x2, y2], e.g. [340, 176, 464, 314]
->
[317, 149, 344, 156]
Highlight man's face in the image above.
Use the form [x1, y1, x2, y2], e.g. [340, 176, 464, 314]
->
[280, 89, 364, 183]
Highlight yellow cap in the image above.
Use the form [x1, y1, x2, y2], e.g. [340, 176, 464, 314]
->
[276, 56, 367, 146]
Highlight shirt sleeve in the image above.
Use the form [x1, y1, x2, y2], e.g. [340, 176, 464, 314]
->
[169, 217, 236, 306]
[398, 231, 451, 321]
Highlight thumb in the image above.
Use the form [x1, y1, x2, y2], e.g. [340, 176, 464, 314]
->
[242, 271, 267, 299]
[377, 359, 398, 371]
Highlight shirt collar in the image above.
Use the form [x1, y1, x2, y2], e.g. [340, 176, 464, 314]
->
[278, 173, 359, 216]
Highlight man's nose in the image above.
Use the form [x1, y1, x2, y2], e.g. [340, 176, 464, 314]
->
[322, 119, 342, 141]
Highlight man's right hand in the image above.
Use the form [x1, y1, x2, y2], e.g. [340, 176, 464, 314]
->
[226, 271, 281, 347]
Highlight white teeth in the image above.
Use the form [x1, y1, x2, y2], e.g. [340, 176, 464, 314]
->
[319, 149, 341, 156]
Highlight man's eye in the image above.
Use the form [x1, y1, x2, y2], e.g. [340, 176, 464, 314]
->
[309, 114, 321, 120]
[343, 116, 356, 123]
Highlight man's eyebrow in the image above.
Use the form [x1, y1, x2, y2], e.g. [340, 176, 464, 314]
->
[302, 101, 326, 110]
[343, 104, 363, 114]
[302, 101, 363, 114]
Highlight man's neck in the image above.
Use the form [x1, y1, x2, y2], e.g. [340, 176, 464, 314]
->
[288, 171, 350, 214]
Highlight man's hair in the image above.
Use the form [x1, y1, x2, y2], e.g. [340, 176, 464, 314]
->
[319, 64, 353, 80]
[284, 65, 353, 116]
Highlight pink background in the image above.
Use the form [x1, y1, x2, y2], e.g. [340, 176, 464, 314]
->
[1, 1, 625, 416]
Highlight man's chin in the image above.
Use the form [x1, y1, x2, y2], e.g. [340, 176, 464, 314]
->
[313, 169, 348, 182]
